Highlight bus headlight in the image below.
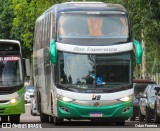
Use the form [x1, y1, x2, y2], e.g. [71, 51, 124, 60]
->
[57, 95, 74, 102]
[119, 96, 130, 102]
[10, 97, 20, 104]
[62, 97, 73, 102]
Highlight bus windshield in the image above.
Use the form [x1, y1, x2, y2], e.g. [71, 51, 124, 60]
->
[0, 56, 23, 86]
[58, 52, 131, 90]
[57, 13, 129, 43]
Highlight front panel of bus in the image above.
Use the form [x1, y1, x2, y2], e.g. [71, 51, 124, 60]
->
[0, 42, 25, 116]
[52, 11, 133, 120]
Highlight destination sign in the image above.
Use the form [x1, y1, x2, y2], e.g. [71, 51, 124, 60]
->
[0, 56, 20, 61]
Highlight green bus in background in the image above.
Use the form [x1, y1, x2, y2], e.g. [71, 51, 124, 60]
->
[0, 39, 30, 123]
[33, 2, 142, 125]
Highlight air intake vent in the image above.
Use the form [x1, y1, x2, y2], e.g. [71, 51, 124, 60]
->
[0, 100, 9, 103]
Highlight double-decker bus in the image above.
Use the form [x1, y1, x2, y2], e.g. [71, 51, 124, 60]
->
[0, 39, 29, 123]
[33, 2, 142, 125]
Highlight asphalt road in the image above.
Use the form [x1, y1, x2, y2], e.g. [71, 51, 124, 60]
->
[1, 104, 160, 130]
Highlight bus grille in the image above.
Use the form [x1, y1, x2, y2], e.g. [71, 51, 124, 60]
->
[0, 108, 5, 113]
[0, 91, 14, 94]
[0, 100, 9, 103]
[0, 84, 24, 94]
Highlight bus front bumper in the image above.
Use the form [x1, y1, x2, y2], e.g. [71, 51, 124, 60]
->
[0, 99, 25, 116]
[57, 100, 133, 119]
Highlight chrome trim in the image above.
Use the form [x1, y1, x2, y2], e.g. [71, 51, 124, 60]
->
[72, 99, 121, 107]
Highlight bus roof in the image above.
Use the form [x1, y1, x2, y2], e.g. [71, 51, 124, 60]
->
[0, 39, 20, 45]
[51, 2, 127, 12]
[37, 2, 127, 21]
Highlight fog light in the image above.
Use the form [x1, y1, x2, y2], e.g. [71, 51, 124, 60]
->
[123, 107, 130, 112]
[60, 107, 69, 113]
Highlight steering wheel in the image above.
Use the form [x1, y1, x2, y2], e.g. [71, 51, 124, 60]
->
[68, 32, 79, 36]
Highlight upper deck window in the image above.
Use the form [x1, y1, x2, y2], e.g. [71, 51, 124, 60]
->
[58, 13, 128, 40]
[0, 43, 19, 51]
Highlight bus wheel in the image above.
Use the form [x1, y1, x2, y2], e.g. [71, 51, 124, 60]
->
[139, 110, 144, 121]
[10, 115, 20, 124]
[1, 116, 8, 123]
[130, 116, 135, 121]
[40, 112, 49, 122]
[145, 107, 151, 123]
[53, 117, 63, 125]
[154, 104, 160, 123]
[49, 116, 53, 123]
[116, 121, 125, 126]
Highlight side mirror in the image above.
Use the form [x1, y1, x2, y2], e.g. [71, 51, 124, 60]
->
[50, 40, 57, 64]
[133, 39, 143, 64]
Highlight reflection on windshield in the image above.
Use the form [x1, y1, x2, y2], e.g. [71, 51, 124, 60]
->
[59, 53, 95, 85]
[58, 13, 128, 39]
[58, 52, 131, 89]
[0, 56, 23, 86]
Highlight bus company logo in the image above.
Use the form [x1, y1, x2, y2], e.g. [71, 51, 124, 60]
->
[94, 102, 100, 107]
[92, 94, 101, 100]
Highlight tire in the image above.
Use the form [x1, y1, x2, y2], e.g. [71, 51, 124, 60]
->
[139, 110, 144, 122]
[130, 116, 135, 121]
[53, 116, 63, 125]
[154, 104, 160, 123]
[40, 110, 49, 122]
[10, 115, 20, 124]
[37, 92, 41, 113]
[39, 94, 49, 122]
[145, 107, 151, 123]
[116, 121, 125, 126]
[49, 116, 53, 123]
[31, 109, 33, 115]
[51, 95, 53, 114]
[1, 116, 8, 123]
[51, 95, 63, 125]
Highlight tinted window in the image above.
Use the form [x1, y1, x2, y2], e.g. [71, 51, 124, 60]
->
[58, 51, 131, 90]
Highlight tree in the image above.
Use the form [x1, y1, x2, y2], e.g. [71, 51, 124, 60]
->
[10, 0, 54, 58]
[0, 0, 13, 39]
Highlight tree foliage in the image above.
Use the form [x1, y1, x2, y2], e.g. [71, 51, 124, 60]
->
[10, 0, 55, 58]
[0, 0, 13, 39]
[0, 0, 160, 74]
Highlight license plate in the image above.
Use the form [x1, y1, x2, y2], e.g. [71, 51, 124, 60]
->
[90, 113, 103, 117]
